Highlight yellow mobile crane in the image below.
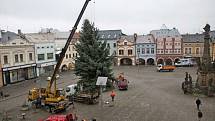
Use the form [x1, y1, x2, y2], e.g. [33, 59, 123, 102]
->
[28, 0, 91, 113]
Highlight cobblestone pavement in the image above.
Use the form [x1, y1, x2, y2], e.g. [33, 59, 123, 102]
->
[0, 66, 215, 121]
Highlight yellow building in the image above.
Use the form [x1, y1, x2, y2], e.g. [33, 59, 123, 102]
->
[59, 33, 80, 71]
[117, 35, 136, 66]
[182, 34, 204, 59]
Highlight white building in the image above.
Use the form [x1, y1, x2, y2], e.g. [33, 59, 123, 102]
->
[25, 32, 56, 76]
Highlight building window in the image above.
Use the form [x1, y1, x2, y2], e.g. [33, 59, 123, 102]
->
[3, 55, 8, 64]
[38, 54, 45, 61]
[47, 53, 54, 59]
[42, 47, 44, 49]
[113, 43, 116, 47]
[69, 47, 71, 51]
[66, 54, 68, 59]
[165, 49, 168, 53]
[151, 48, 154, 54]
[107, 43, 110, 47]
[124, 42, 127, 45]
[196, 48, 200, 54]
[189, 48, 192, 54]
[185, 48, 188, 54]
[146, 48, 150, 54]
[20, 54, 24, 62]
[29, 53, 33, 61]
[69, 54, 71, 58]
[37, 47, 40, 49]
[142, 48, 145, 54]
[76, 53, 77, 57]
[161, 50, 163, 53]
[128, 49, 132, 55]
[15, 54, 19, 63]
[73, 53, 75, 57]
[47, 46, 49, 48]
[137, 48, 140, 53]
[119, 50, 124, 55]
[51, 46, 53, 48]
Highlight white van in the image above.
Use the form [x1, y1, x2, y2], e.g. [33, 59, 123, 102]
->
[65, 84, 77, 97]
[175, 58, 196, 67]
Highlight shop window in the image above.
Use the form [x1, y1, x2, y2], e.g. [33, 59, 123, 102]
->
[38, 54, 45, 61]
[47, 53, 54, 59]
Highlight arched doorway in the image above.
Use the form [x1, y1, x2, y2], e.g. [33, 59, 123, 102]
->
[138, 58, 145, 65]
[147, 58, 155, 65]
[165, 58, 173, 65]
[120, 58, 132, 65]
[61, 65, 68, 71]
[157, 58, 164, 65]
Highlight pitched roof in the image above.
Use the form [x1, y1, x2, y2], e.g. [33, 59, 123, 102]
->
[98, 30, 122, 40]
[24, 33, 55, 43]
[182, 34, 204, 43]
[136, 34, 155, 44]
[0, 31, 17, 43]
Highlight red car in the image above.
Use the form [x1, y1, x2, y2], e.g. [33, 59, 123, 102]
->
[41, 113, 77, 121]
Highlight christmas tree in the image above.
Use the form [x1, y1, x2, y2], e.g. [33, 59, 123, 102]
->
[75, 19, 114, 94]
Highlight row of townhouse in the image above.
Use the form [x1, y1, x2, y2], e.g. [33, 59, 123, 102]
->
[98, 25, 215, 66]
[0, 29, 79, 86]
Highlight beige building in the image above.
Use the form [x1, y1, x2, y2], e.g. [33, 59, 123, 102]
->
[117, 35, 136, 66]
[0, 31, 36, 85]
[182, 34, 204, 59]
[55, 32, 80, 71]
[0, 64, 3, 87]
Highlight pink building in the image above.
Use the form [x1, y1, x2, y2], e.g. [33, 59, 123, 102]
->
[150, 25, 183, 65]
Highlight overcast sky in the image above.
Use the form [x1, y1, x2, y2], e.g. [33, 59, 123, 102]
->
[0, 0, 215, 35]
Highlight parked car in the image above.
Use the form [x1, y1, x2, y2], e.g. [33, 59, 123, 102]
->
[175, 58, 196, 67]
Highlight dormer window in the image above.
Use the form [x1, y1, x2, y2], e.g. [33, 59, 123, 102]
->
[124, 42, 127, 45]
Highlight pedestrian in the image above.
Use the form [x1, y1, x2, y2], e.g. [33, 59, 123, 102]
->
[196, 98, 201, 110]
[188, 74, 192, 88]
[0, 91, 3, 98]
[198, 111, 203, 120]
[110, 90, 116, 102]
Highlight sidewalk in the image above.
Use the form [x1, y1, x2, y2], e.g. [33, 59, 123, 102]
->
[0, 76, 46, 102]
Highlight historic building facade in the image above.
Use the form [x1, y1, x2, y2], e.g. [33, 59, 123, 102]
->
[182, 34, 204, 59]
[150, 25, 183, 65]
[58, 32, 80, 71]
[98, 30, 122, 65]
[117, 36, 135, 66]
[135, 34, 156, 65]
[25, 32, 56, 76]
[0, 31, 36, 85]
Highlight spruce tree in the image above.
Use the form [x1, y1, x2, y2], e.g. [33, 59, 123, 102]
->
[75, 19, 114, 94]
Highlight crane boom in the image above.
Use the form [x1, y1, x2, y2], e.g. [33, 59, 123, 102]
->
[49, 0, 91, 89]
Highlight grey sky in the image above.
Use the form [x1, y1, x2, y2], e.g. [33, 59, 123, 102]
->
[0, 0, 215, 35]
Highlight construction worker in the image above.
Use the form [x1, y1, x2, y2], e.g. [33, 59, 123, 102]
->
[110, 90, 116, 102]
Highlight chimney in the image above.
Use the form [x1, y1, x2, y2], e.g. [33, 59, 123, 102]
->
[18, 29, 21, 35]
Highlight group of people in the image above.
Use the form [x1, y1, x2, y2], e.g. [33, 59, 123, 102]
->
[182, 72, 193, 94]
